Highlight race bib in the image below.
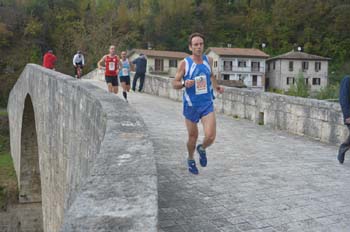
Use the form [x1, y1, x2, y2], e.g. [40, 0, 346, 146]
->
[195, 75, 208, 95]
[122, 68, 128, 76]
[109, 62, 115, 71]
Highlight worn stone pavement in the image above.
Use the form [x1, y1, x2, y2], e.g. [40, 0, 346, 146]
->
[86, 79, 350, 232]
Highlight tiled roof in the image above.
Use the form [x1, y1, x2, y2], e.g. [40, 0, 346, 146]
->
[129, 49, 189, 59]
[267, 51, 331, 61]
[206, 47, 269, 58]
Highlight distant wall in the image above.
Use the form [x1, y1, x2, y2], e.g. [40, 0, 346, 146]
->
[138, 72, 347, 145]
[8, 64, 158, 232]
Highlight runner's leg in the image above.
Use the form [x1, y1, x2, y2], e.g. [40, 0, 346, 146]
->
[107, 83, 113, 93]
[126, 77, 131, 92]
[201, 112, 216, 149]
[121, 81, 127, 100]
[185, 119, 198, 160]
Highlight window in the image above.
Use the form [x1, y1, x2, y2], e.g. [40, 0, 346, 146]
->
[223, 74, 230, 80]
[214, 61, 218, 68]
[155, 59, 164, 71]
[312, 78, 321, 85]
[289, 61, 293, 71]
[315, 62, 321, 72]
[267, 63, 270, 71]
[286, 77, 295, 85]
[224, 61, 232, 71]
[251, 62, 260, 72]
[273, 61, 276, 70]
[252, 75, 258, 86]
[169, 59, 177, 68]
[302, 61, 309, 71]
[238, 60, 247, 68]
[305, 78, 309, 85]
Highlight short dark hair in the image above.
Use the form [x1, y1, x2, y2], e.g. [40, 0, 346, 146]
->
[188, 32, 205, 46]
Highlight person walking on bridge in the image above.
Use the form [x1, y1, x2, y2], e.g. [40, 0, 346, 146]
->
[132, 53, 147, 92]
[338, 76, 350, 164]
[42, 49, 57, 70]
[172, 33, 224, 175]
[97, 45, 120, 94]
[119, 51, 131, 102]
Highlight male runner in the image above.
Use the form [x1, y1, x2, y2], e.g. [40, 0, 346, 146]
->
[119, 51, 131, 102]
[172, 32, 224, 174]
[97, 45, 119, 94]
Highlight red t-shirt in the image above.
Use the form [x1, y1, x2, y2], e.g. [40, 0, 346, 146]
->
[105, 55, 119, 76]
[42, 52, 57, 69]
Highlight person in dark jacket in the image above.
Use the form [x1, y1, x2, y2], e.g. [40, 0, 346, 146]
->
[338, 76, 350, 163]
[132, 54, 147, 92]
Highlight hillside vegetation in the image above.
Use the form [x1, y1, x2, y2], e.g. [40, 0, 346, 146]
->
[1, 0, 350, 104]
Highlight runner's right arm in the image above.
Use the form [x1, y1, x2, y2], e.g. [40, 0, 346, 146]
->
[97, 55, 106, 69]
[172, 60, 194, 89]
[172, 60, 185, 89]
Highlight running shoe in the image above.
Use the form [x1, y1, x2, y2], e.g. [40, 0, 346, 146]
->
[197, 144, 207, 167]
[187, 159, 199, 175]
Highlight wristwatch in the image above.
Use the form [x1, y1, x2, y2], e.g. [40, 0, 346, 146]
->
[182, 81, 185, 88]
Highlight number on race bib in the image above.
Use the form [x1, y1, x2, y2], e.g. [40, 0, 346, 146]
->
[109, 62, 115, 71]
[122, 68, 128, 76]
[195, 75, 208, 95]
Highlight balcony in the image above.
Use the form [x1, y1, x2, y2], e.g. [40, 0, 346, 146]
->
[222, 65, 265, 73]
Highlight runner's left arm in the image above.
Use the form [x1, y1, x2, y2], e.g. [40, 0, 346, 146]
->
[209, 57, 224, 94]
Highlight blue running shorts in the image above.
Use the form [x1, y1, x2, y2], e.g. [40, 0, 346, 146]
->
[183, 102, 214, 123]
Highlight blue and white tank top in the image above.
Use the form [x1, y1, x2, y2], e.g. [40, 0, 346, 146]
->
[183, 55, 213, 107]
[119, 59, 130, 77]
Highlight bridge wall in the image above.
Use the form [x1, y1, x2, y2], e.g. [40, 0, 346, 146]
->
[8, 64, 158, 232]
[138, 73, 346, 145]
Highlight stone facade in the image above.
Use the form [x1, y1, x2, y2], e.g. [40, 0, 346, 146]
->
[8, 64, 158, 232]
[206, 49, 267, 90]
[266, 52, 329, 92]
[138, 72, 347, 145]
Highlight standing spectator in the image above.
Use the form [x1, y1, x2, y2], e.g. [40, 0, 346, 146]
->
[338, 76, 350, 164]
[132, 53, 147, 92]
[42, 49, 57, 70]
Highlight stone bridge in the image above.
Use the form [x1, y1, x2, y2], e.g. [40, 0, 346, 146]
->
[7, 64, 350, 231]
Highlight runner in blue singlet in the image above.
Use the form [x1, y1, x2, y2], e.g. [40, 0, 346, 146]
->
[119, 51, 131, 102]
[172, 32, 224, 175]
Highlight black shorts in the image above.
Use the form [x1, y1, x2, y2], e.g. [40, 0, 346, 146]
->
[105, 76, 119, 86]
[120, 76, 130, 85]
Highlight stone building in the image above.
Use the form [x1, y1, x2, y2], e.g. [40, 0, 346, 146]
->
[128, 49, 189, 77]
[205, 47, 269, 90]
[266, 51, 330, 91]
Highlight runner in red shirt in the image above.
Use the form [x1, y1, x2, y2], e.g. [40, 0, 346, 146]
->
[97, 45, 119, 94]
[42, 49, 57, 70]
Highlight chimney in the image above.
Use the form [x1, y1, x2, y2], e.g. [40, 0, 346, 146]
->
[227, 43, 232, 48]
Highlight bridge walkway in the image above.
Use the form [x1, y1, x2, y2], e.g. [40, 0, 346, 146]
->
[85, 79, 350, 232]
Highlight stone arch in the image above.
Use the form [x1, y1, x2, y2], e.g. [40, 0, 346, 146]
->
[19, 94, 42, 203]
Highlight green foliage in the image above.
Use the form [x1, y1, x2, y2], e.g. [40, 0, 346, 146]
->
[313, 83, 340, 100]
[0, 23, 13, 48]
[287, 72, 309, 98]
[0, 113, 16, 210]
[268, 88, 285, 95]
[0, 0, 350, 104]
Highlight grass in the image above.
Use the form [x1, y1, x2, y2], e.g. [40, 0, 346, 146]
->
[0, 109, 7, 117]
[0, 113, 17, 210]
